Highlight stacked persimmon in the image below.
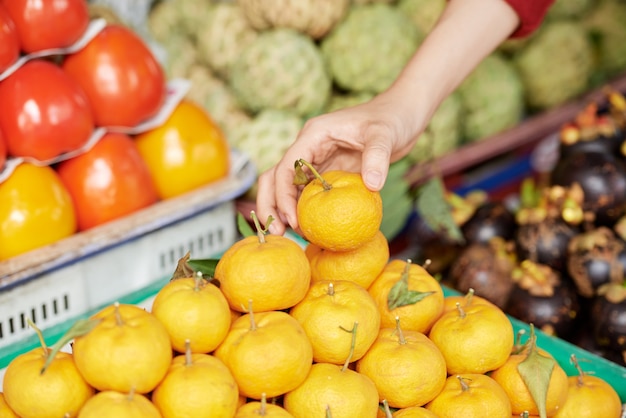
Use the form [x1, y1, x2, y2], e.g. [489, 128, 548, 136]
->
[0, 163, 622, 418]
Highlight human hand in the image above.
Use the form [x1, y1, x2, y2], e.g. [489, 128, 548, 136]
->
[256, 92, 423, 236]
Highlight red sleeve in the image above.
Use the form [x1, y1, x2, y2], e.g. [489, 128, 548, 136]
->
[504, 0, 556, 38]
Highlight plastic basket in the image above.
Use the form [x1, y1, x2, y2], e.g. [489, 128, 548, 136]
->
[0, 151, 256, 372]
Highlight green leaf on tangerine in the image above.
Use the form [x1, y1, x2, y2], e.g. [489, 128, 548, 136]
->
[186, 258, 219, 279]
[517, 325, 555, 418]
[387, 262, 435, 310]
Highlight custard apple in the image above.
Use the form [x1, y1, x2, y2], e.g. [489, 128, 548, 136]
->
[408, 91, 463, 162]
[546, 0, 594, 20]
[237, 0, 350, 39]
[229, 109, 304, 198]
[160, 35, 199, 79]
[352, 0, 396, 4]
[321, 3, 422, 94]
[325, 91, 374, 113]
[196, 2, 258, 80]
[397, 0, 446, 34]
[185, 65, 252, 141]
[457, 53, 524, 142]
[513, 21, 594, 110]
[229, 28, 332, 117]
[147, 0, 187, 43]
[583, 0, 626, 78]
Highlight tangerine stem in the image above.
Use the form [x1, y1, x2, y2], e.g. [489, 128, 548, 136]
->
[328, 282, 335, 296]
[382, 400, 393, 418]
[185, 340, 192, 367]
[250, 210, 266, 243]
[114, 301, 124, 326]
[325, 405, 332, 418]
[27, 318, 47, 353]
[248, 300, 257, 331]
[297, 159, 331, 191]
[455, 302, 466, 319]
[394, 316, 406, 345]
[465, 288, 475, 306]
[341, 321, 358, 372]
[457, 375, 471, 392]
[127, 386, 136, 401]
[194, 271, 203, 291]
[421, 259, 432, 271]
[521, 411, 530, 418]
[259, 393, 267, 416]
[570, 354, 586, 387]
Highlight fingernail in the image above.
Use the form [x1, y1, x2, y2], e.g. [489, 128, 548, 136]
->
[268, 223, 279, 235]
[364, 170, 383, 190]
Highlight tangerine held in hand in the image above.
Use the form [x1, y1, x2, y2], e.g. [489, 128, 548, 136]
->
[296, 164, 383, 251]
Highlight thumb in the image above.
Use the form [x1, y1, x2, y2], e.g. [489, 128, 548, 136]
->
[361, 138, 391, 191]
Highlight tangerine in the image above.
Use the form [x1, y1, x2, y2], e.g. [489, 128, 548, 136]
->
[215, 233, 311, 312]
[296, 163, 383, 251]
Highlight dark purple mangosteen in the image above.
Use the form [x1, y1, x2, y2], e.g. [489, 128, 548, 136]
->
[551, 150, 626, 228]
[515, 181, 583, 272]
[448, 237, 517, 309]
[505, 260, 581, 339]
[566, 226, 625, 298]
[461, 200, 516, 245]
[590, 282, 626, 364]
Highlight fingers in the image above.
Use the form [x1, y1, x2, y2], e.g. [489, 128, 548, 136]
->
[255, 167, 287, 236]
[361, 137, 392, 191]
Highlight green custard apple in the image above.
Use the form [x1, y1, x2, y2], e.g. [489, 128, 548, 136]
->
[397, 0, 446, 34]
[196, 2, 259, 80]
[583, 0, 626, 79]
[457, 53, 524, 142]
[237, 0, 350, 39]
[229, 28, 332, 117]
[321, 3, 422, 94]
[228, 109, 304, 198]
[513, 20, 594, 110]
[408, 91, 463, 162]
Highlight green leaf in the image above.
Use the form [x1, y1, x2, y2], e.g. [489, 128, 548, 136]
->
[387, 262, 435, 310]
[186, 258, 219, 278]
[237, 212, 255, 237]
[41, 318, 100, 374]
[415, 177, 464, 244]
[517, 327, 555, 418]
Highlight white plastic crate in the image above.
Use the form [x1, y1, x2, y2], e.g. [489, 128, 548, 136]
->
[0, 151, 255, 358]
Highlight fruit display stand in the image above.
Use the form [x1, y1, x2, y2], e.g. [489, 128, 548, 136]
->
[0, 151, 256, 376]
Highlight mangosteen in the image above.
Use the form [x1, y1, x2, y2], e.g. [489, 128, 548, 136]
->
[448, 237, 516, 309]
[551, 149, 626, 227]
[566, 226, 625, 298]
[505, 260, 581, 339]
[461, 200, 516, 244]
[590, 282, 626, 364]
[557, 102, 624, 160]
[515, 182, 583, 272]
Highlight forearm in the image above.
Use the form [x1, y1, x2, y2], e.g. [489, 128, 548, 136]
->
[381, 0, 520, 139]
